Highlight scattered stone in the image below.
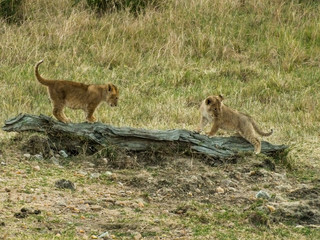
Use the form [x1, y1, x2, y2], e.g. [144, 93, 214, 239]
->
[98, 231, 110, 238]
[50, 156, 60, 165]
[91, 235, 98, 239]
[34, 154, 43, 160]
[1, 161, 6, 166]
[90, 173, 101, 178]
[59, 150, 68, 158]
[216, 186, 225, 194]
[133, 232, 142, 240]
[91, 205, 103, 211]
[102, 158, 108, 164]
[104, 171, 112, 176]
[56, 200, 67, 207]
[256, 190, 271, 199]
[77, 170, 88, 176]
[267, 205, 276, 212]
[33, 165, 41, 171]
[55, 179, 76, 191]
[23, 153, 31, 159]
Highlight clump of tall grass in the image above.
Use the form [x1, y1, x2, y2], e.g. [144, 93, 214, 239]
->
[77, 0, 163, 14]
[0, 0, 24, 23]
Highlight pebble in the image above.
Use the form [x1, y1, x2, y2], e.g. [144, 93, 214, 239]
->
[256, 190, 271, 199]
[133, 232, 142, 240]
[266, 205, 276, 212]
[98, 231, 110, 238]
[33, 165, 41, 171]
[59, 150, 68, 158]
[23, 153, 31, 159]
[1, 161, 6, 166]
[216, 186, 225, 194]
[104, 171, 112, 176]
[34, 154, 43, 160]
[77, 170, 88, 176]
[50, 156, 60, 165]
[91, 235, 98, 239]
[90, 173, 101, 179]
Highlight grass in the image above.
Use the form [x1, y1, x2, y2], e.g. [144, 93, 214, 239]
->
[1, 0, 320, 239]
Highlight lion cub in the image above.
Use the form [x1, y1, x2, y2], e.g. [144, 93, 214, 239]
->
[197, 95, 273, 154]
[35, 60, 119, 123]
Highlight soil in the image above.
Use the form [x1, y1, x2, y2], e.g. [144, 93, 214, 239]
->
[0, 134, 319, 239]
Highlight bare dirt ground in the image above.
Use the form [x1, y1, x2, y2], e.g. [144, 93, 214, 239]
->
[0, 134, 319, 239]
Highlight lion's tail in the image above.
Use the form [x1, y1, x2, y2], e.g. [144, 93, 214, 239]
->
[35, 60, 52, 86]
[251, 120, 273, 137]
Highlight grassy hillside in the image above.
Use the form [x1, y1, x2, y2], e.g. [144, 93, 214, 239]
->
[0, 1, 320, 238]
[1, 0, 319, 167]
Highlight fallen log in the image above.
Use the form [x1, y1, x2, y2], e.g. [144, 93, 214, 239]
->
[2, 114, 288, 162]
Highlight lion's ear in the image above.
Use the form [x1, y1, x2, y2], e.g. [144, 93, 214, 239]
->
[205, 97, 212, 105]
[218, 94, 224, 101]
[107, 84, 113, 92]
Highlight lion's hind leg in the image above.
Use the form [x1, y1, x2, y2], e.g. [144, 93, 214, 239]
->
[239, 126, 261, 154]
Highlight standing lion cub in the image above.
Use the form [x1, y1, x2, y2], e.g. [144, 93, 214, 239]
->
[35, 60, 119, 123]
[197, 95, 273, 154]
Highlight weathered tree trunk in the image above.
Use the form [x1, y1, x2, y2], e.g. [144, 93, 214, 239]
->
[2, 114, 288, 162]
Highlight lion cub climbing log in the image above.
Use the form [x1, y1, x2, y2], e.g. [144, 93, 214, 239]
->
[197, 95, 273, 154]
[35, 60, 119, 123]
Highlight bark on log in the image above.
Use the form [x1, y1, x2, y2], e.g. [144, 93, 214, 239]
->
[2, 114, 288, 161]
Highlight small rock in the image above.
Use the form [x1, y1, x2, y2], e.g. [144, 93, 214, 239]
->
[59, 150, 68, 158]
[102, 158, 108, 164]
[104, 171, 112, 176]
[98, 231, 110, 238]
[295, 225, 304, 228]
[91, 235, 98, 239]
[216, 186, 225, 194]
[1, 161, 6, 166]
[266, 205, 276, 212]
[56, 200, 67, 207]
[91, 205, 103, 211]
[256, 190, 270, 199]
[133, 232, 142, 240]
[33, 165, 41, 171]
[23, 153, 31, 159]
[77, 170, 88, 176]
[55, 179, 76, 191]
[34, 154, 43, 160]
[88, 162, 95, 167]
[90, 173, 101, 179]
[50, 156, 60, 165]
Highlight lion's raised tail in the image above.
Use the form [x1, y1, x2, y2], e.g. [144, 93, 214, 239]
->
[251, 120, 273, 137]
[35, 60, 52, 86]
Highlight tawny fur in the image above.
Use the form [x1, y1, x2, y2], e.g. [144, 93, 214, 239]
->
[35, 60, 119, 123]
[197, 95, 273, 154]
